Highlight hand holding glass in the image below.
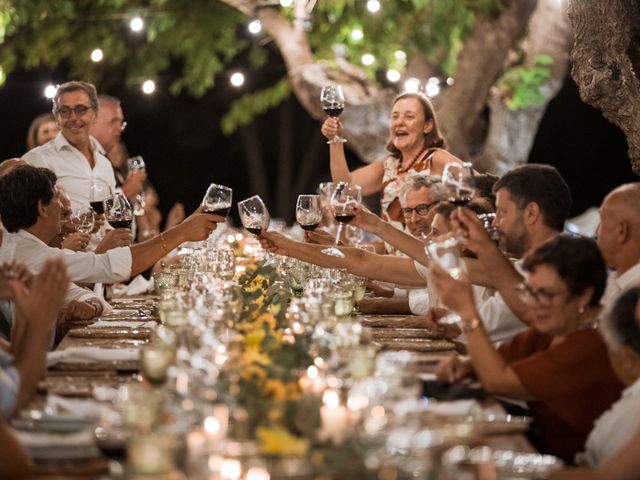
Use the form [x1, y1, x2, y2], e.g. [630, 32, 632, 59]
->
[296, 194, 322, 231]
[238, 195, 270, 236]
[201, 183, 233, 218]
[322, 182, 361, 257]
[105, 193, 134, 229]
[320, 85, 347, 144]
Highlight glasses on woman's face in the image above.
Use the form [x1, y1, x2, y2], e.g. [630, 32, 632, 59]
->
[55, 104, 93, 118]
[516, 283, 568, 307]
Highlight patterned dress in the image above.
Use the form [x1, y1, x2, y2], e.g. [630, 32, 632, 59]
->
[380, 148, 437, 233]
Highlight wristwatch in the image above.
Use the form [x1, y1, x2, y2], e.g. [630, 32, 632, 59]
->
[460, 317, 481, 333]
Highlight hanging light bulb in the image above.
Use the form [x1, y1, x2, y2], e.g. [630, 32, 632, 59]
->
[386, 69, 401, 83]
[230, 72, 245, 87]
[44, 84, 57, 99]
[142, 80, 156, 94]
[90, 48, 103, 62]
[248, 19, 262, 35]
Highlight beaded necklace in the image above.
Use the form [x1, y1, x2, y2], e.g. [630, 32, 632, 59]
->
[397, 146, 429, 174]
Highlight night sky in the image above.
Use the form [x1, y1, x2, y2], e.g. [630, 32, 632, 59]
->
[0, 56, 636, 225]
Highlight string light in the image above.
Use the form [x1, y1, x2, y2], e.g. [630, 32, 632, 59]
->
[386, 69, 401, 82]
[90, 48, 103, 62]
[428, 76, 440, 85]
[446, 77, 455, 86]
[142, 80, 155, 94]
[230, 72, 245, 87]
[403, 77, 420, 93]
[44, 84, 57, 98]
[279, 0, 294, 6]
[350, 28, 364, 41]
[361, 54, 375, 66]
[394, 50, 407, 60]
[248, 19, 262, 35]
[129, 16, 144, 32]
[425, 82, 440, 97]
[366, 0, 381, 13]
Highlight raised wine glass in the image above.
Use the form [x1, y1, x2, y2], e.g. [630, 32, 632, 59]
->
[442, 162, 476, 206]
[238, 195, 270, 236]
[71, 207, 95, 234]
[89, 183, 112, 216]
[322, 182, 361, 257]
[296, 194, 322, 231]
[201, 183, 233, 218]
[127, 156, 146, 217]
[320, 85, 347, 144]
[105, 192, 134, 230]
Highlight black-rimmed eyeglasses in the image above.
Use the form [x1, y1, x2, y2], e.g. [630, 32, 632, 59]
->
[54, 105, 94, 118]
[401, 202, 437, 217]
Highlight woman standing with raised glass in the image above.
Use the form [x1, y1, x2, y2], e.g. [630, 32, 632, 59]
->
[321, 91, 463, 233]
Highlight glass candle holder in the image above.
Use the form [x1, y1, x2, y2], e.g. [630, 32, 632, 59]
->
[153, 271, 179, 294]
[332, 291, 354, 318]
[157, 291, 190, 328]
[140, 343, 175, 386]
[127, 431, 177, 476]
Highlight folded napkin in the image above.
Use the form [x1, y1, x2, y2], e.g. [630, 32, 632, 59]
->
[88, 320, 156, 329]
[46, 394, 102, 419]
[113, 274, 153, 296]
[16, 428, 95, 448]
[47, 346, 139, 367]
[428, 399, 481, 416]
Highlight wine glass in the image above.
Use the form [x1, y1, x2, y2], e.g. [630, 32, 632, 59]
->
[71, 207, 95, 234]
[442, 162, 476, 206]
[322, 182, 361, 257]
[320, 85, 347, 144]
[296, 194, 322, 231]
[201, 183, 233, 218]
[425, 233, 467, 324]
[238, 195, 270, 236]
[127, 156, 146, 217]
[105, 193, 134, 229]
[89, 183, 111, 216]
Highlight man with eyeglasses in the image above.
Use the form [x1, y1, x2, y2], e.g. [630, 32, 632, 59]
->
[91, 95, 146, 203]
[23, 81, 117, 211]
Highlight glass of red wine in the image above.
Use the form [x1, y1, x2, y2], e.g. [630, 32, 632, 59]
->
[322, 182, 361, 257]
[442, 162, 476, 206]
[89, 182, 112, 216]
[201, 183, 233, 218]
[320, 84, 347, 144]
[296, 194, 322, 231]
[238, 195, 270, 236]
[105, 192, 134, 230]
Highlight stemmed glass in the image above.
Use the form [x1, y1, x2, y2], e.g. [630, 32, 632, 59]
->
[89, 183, 111, 216]
[322, 182, 361, 257]
[201, 183, 233, 218]
[238, 195, 270, 236]
[105, 192, 134, 229]
[296, 194, 322, 231]
[127, 155, 146, 217]
[71, 207, 95, 234]
[320, 85, 347, 144]
[442, 162, 476, 206]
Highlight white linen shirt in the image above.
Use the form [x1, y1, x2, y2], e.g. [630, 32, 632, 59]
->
[413, 259, 527, 344]
[23, 132, 117, 210]
[576, 377, 640, 467]
[0, 230, 131, 310]
[601, 262, 640, 308]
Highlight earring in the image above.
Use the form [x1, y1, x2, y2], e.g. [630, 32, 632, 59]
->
[579, 305, 585, 314]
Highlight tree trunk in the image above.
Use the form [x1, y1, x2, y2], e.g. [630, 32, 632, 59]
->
[436, 0, 538, 161]
[568, 0, 640, 174]
[474, 0, 572, 174]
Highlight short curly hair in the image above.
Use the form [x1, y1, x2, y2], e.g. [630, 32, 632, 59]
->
[0, 165, 57, 232]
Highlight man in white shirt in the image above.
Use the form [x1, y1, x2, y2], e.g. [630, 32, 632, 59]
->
[0, 165, 222, 316]
[596, 183, 640, 307]
[23, 81, 116, 210]
[576, 286, 640, 467]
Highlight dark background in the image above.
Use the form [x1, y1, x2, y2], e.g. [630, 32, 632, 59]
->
[0, 55, 636, 225]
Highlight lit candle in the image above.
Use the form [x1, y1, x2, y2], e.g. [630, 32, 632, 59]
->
[245, 466, 270, 480]
[220, 458, 242, 480]
[318, 389, 350, 445]
[176, 368, 189, 395]
[204, 404, 229, 442]
[299, 365, 325, 396]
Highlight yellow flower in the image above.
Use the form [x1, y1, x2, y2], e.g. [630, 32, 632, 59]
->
[267, 406, 284, 423]
[244, 329, 266, 350]
[268, 302, 281, 315]
[240, 363, 267, 382]
[263, 379, 287, 402]
[256, 313, 277, 330]
[242, 349, 271, 367]
[285, 381, 302, 401]
[256, 426, 309, 456]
